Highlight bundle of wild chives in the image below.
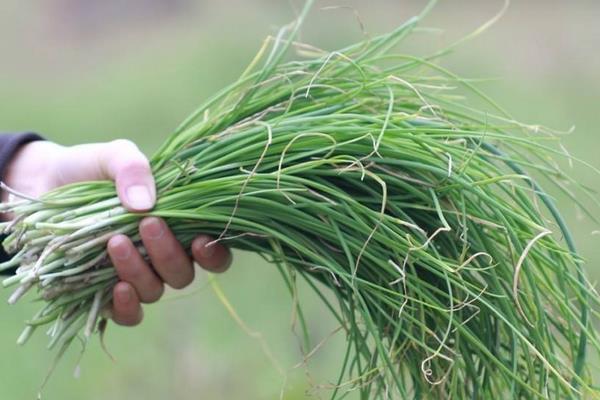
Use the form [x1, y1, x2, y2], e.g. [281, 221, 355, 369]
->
[1, 2, 599, 398]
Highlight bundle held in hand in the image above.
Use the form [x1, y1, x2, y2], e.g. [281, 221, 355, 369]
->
[1, 4, 598, 399]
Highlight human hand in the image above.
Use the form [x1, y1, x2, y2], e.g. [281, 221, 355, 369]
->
[3, 139, 232, 326]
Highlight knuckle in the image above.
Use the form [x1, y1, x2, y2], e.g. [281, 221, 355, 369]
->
[144, 284, 165, 304]
[169, 280, 190, 290]
[169, 270, 194, 289]
[204, 261, 230, 274]
[129, 310, 144, 326]
[119, 316, 141, 327]
[151, 245, 176, 263]
[113, 313, 135, 327]
[215, 259, 232, 274]
[118, 158, 151, 175]
[119, 265, 142, 282]
[109, 138, 138, 151]
[101, 139, 151, 179]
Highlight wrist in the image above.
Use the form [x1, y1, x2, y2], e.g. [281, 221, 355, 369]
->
[2, 141, 64, 203]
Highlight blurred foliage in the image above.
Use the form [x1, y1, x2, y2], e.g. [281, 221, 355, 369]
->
[0, 1, 598, 399]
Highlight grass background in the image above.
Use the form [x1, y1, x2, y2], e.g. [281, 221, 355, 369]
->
[0, 1, 598, 399]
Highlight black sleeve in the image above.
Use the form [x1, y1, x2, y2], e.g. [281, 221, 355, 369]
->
[0, 133, 45, 271]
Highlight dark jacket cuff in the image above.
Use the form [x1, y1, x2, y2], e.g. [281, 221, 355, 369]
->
[0, 133, 45, 272]
[0, 133, 44, 182]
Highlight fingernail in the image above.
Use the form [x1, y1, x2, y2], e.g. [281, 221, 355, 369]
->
[110, 237, 131, 260]
[116, 286, 132, 304]
[126, 185, 153, 211]
[143, 217, 164, 240]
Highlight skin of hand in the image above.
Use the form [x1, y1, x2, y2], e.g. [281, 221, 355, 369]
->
[2, 139, 231, 326]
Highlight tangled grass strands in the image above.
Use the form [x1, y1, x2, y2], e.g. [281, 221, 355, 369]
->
[2, 2, 600, 398]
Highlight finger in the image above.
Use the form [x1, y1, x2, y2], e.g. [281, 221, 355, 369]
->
[191, 235, 232, 273]
[139, 217, 195, 289]
[111, 281, 144, 326]
[100, 140, 156, 212]
[55, 140, 156, 212]
[107, 234, 164, 303]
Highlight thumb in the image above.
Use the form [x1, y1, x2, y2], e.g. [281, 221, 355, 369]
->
[57, 139, 156, 212]
[98, 139, 156, 212]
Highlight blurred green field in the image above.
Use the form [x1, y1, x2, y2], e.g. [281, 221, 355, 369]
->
[1, 1, 599, 399]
